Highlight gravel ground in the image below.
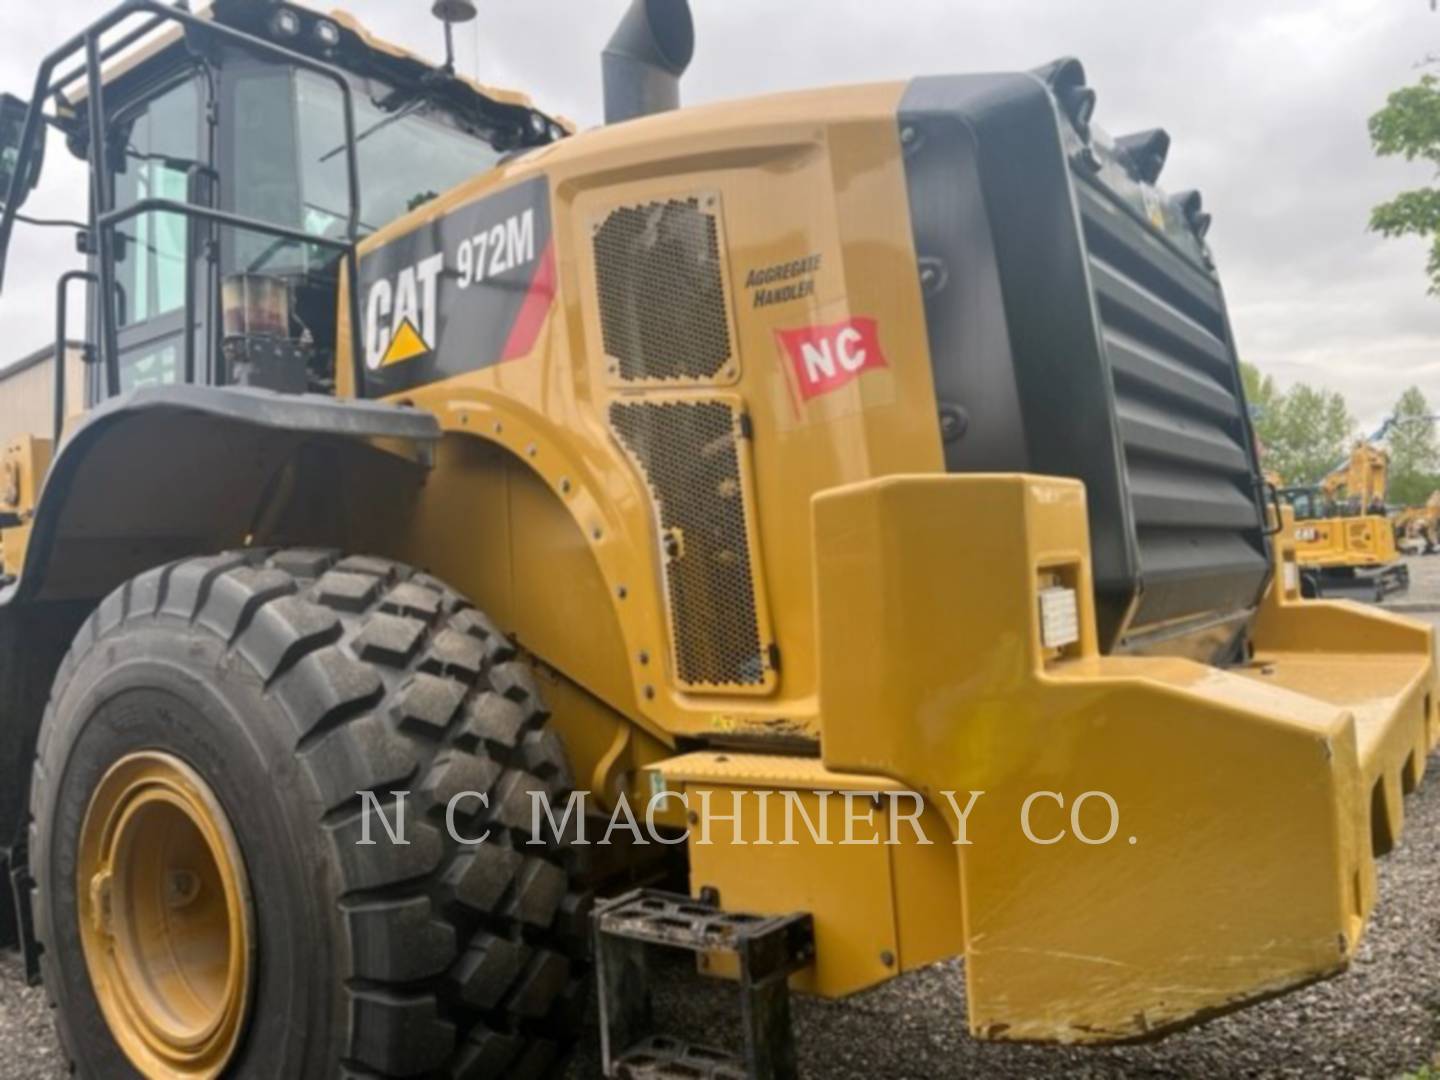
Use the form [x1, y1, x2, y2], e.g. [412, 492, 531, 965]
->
[7, 614, 1440, 1079]
[1385, 553, 1440, 611]
[0, 953, 63, 1079]
[562, 725, 1440, 1079]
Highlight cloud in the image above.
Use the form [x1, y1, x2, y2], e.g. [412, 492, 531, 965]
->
[0, 0, 1436, 430]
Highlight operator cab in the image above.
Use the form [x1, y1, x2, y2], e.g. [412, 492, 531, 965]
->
[0, 0, 564, 412]
[1278, 486, 1333, 522]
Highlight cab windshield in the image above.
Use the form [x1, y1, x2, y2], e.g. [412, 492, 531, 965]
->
[293, 69, 501, 234]
[228, 61, 502, 270]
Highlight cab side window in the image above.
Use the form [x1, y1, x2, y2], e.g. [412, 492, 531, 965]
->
[110, 75, 203, 390]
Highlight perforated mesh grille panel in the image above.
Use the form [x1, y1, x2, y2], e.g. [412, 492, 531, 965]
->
[595, 199, 733, 382]
[611, 400, 767, 689]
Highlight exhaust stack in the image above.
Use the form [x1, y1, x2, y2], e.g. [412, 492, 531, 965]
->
[602, 0, 695, 124]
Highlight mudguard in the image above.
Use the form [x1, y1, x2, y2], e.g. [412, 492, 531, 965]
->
[2, 385, 440, 606]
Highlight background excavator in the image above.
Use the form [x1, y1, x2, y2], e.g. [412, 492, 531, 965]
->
[1277, 441, 1408, 600]
[1398, 491, 1440, 553]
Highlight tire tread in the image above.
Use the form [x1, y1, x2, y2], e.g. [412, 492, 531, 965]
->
[29, 549, 588, 1078]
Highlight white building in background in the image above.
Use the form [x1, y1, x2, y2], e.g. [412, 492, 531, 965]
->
[0, 343, 86, 445]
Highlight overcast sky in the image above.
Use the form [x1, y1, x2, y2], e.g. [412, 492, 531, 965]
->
[1, 0, 1437, 430]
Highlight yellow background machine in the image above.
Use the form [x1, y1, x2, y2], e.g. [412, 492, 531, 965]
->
[1277, 444, 1408, 601]
[1397, 491, 1440, 553]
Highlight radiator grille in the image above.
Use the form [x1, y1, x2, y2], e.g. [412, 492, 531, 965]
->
[594, 198, 733, 383]
[1078, 183, 1267, 636]
[610, 399, 769, 690]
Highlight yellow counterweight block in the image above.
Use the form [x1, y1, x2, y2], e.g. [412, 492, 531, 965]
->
[662, 473, 1434, 1044]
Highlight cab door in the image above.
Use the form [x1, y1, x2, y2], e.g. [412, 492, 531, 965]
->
[105, 72, 208, 393]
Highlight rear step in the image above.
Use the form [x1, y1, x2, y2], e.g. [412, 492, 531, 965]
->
[594, 889, 815, 1080]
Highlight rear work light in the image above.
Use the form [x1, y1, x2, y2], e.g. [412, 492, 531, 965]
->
[1038, 586, 1080, 651]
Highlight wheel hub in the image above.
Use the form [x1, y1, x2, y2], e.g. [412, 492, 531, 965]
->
[77, 752, 253, 1079]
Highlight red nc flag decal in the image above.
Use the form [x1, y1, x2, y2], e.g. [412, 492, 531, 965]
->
[776, 317, 888, 402]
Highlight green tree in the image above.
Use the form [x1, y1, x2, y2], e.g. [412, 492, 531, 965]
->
[1241, 361, 1284, 454]
[1278, 385, 1356, 486]
[1386, 385, 1440, 505]
[1369, 75, 1440, 291]
[1239, 363, 1354, 485]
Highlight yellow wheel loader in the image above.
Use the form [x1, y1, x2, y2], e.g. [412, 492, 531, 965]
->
[0, 1, 1435, 1077]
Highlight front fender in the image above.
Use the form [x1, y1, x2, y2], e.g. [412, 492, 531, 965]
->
[0, 385, 439, 902]
[3, 385, 440, 606]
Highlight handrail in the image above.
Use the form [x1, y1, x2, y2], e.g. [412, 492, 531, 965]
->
[54, 271, 97, 445]
[99, 198, 353, 251]
[50, 14, 171, 100]
[96, 198, 360, 397]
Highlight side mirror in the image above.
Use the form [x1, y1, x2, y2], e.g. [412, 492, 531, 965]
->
[0, 93, 42, 211]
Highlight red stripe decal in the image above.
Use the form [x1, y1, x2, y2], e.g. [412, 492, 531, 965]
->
[499, 241, 557, 363]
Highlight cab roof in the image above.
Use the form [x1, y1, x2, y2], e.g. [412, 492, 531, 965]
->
[63, 1, 570, 138]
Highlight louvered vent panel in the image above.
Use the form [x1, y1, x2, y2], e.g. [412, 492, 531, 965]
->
[1078, 184, 1267, 634]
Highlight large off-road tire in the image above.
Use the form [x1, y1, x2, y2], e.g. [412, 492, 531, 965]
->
[29, 549, 589, 1078]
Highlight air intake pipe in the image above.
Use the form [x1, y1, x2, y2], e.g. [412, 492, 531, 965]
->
[602, 0, 695, 124]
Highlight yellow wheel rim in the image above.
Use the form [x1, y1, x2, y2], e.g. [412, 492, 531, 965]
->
[76, 752, 254, 1079]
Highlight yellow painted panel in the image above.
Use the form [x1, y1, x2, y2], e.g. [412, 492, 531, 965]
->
[809, 474, 1391, 1042]
[342, 83, 935, 746]
[669, 763, 903, 996]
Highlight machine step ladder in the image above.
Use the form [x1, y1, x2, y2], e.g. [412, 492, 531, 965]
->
[593, 889, 815, 1080]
